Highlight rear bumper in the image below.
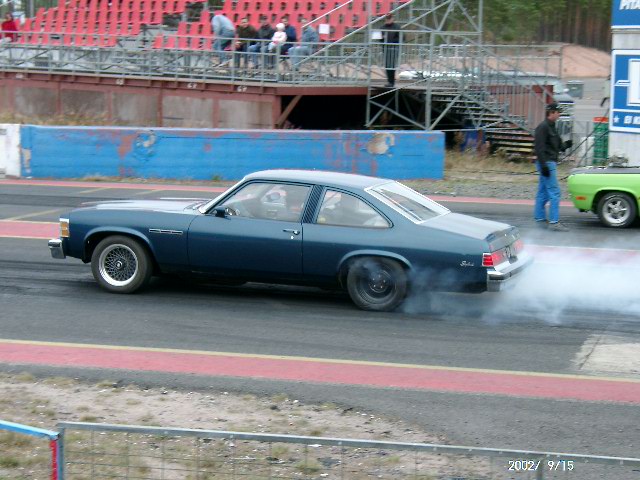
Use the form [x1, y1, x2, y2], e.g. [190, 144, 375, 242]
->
[486, 252, 533, 292]
[48, 238, 66, 259]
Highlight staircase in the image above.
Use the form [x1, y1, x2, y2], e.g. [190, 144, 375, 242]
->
[304, 0, 549, 156]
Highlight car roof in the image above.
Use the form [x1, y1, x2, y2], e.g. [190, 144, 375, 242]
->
[244, 169, 392, 190]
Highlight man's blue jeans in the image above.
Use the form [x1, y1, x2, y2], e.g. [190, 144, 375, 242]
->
[534, 161, 561, 223]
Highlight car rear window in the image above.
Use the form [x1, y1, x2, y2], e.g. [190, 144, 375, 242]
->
[370, 182, 449, 222]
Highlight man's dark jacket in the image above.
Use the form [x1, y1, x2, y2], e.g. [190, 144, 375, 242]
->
[257, 24, 275, 41]
[534, 118, 566, 166]
[382, 22, 400, 44]
[236, 25, 258, 47]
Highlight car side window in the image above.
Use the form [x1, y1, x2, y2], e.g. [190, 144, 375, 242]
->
[316, 190, 390, 228]
[220, 182, 310, 222]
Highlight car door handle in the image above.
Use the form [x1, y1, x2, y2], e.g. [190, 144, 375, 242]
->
[283, 229, 300, 235]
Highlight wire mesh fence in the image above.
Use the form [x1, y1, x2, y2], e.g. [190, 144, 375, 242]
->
[57, 422, 640, 480]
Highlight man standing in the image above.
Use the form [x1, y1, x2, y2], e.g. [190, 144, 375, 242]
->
[234, 17, 257, 68]
[534, 102, 573, 231]
[248, 15, 275, 68]
[380, 13, 400, 88]
[212, 12, 235, 66]
[288, 17, 319, 70]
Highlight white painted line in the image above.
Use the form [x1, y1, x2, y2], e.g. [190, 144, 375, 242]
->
[4, 208, 65, 221]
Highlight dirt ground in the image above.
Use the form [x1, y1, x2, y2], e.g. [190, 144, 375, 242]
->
[0, 372, 492, 479]
[561, 44, 611, 78]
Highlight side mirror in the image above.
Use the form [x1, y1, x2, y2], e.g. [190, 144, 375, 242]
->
[214, 206, 228, 217]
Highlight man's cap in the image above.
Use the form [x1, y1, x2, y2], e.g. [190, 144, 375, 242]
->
[385, 13, 394, 19]
[546, 102, 560, 112]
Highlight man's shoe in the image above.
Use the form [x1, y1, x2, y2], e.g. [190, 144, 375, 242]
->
[384, 83, 394, 88]
[535, 220, 547, 228]
[548, 222, 569, 232]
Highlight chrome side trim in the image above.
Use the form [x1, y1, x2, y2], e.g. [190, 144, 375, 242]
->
[149, 229, 183, 235]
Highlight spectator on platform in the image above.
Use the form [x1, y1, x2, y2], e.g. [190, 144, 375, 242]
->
[1, 13, 19, 43]
[234, 17, 257, 68]
[212, 12, 235, 65]
[248, 15, 275, 68]
[280, 16, 297, 56]
[288, 17, 319, 70]
[380, 13, 400, 88]
[268, 23, 287, 52]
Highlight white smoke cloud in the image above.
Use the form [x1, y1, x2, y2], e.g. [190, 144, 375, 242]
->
[401, 240, 640, 324]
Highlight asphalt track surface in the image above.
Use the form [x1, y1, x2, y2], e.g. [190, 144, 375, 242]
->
[1, 179, 639, 465]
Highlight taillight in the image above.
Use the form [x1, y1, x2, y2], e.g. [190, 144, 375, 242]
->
[482, 249, 508, 267]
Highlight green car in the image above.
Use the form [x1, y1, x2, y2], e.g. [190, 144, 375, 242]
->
[568, 166, 640, 228]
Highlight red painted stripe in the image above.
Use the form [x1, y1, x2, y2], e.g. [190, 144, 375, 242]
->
[0, 179, 227, 193]
[0, 342, 638, 404]
[0, 221, 58, 239]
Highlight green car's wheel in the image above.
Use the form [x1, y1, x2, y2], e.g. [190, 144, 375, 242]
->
[597, 192, 637, 228]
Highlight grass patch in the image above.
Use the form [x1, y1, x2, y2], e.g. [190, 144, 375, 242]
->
[42, 376, 75, 387]
[271, 393, 288, 403]
[79, 415, 100, 422]
[0, 456, 20, 468]
[295, 460, 322, 475]
[0, 432, 34, 448]
[14, 372, 36, 383]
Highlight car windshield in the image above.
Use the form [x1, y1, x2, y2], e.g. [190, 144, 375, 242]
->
[369, 182, 449, 222]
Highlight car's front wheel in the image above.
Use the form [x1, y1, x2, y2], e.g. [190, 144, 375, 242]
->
[91, 235, 153, 293]
[346, 257, 408, 311]
[597, 192, 637, 228]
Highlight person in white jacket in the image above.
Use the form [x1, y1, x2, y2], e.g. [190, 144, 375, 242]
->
[268, 23, 287, 52]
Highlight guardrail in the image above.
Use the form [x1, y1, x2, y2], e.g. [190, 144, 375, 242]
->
[56, 421, 640, 479]
[0, 419, 62, 479]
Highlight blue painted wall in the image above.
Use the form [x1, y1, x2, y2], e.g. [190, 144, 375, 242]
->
[20, 126, 444, 180]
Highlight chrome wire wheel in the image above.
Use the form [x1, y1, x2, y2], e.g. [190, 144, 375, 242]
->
[98, 244, 139, 287]
[602, 197, 631, 225]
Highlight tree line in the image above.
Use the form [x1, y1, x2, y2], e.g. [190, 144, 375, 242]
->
[483, 0, 612, 50]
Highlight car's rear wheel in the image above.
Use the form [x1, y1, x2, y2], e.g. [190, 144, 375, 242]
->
[346, 257, 408, 311]
[91, 235, 153, 293]
[597, 192, 637, 228]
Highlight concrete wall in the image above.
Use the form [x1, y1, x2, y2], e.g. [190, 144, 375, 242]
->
[19, 126, 444, 180]
[0, 124, 21, 177]
[0, 77, 277, 129]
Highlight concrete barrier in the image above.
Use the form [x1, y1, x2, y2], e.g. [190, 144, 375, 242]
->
[0, 124, 21, 177]
[19, 126, 444, 180]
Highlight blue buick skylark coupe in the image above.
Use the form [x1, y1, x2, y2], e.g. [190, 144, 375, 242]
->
[49, 170, 532, 311]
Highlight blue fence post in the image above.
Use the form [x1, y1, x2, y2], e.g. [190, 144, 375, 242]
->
[0, 419, 62, 480]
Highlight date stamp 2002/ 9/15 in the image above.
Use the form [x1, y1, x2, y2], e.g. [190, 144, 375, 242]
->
[507, 459, 575, 472]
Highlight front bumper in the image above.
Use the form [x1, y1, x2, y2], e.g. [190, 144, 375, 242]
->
[48, 238, 66, 259]
[486, 252, 533, 292]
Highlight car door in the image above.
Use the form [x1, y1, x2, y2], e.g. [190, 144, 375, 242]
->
[188, 182, 311, 281]
[303, 189, 394, 281]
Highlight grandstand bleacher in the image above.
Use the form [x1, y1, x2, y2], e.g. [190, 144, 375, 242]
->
[13, 0, 407, 48]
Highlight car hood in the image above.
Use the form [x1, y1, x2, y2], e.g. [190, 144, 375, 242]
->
[78, 198, 208, 213]
[424, 212, 513, 241]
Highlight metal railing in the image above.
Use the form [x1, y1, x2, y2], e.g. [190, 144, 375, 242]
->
[57, 421, 640, 480]
[0, 419, 62, 479]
